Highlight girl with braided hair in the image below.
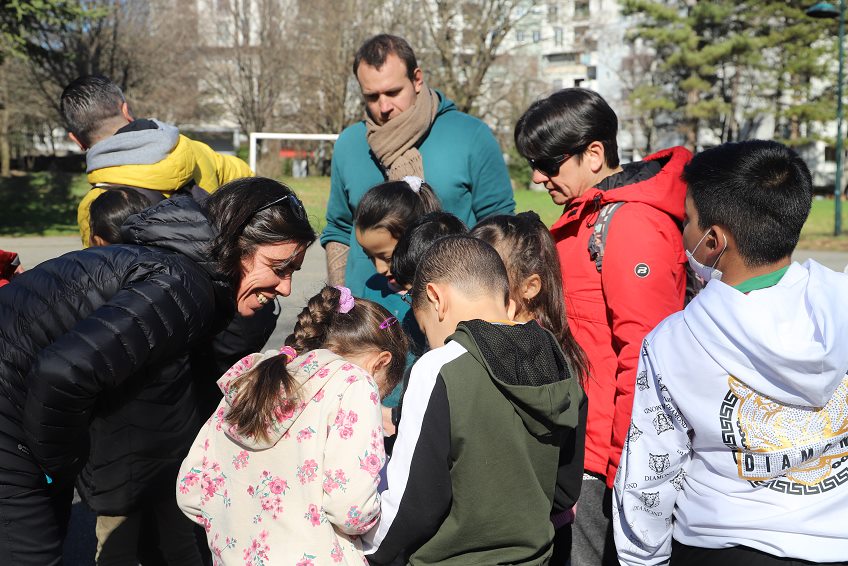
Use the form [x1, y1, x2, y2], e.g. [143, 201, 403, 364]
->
[177, 285, 407, 565]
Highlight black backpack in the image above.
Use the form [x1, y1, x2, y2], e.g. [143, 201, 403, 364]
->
[587, 201, 702, 304]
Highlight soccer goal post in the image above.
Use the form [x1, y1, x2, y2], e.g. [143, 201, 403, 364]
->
[248, 132, 339, 173]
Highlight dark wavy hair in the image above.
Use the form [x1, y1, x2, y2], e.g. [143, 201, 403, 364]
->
[515, 88, 619, 169]
[471, 212, 589, 381]
[206, 177, 317, 287]
[89, 188, 152, 245]
[354, 179, 441, 240]
[225, 286, 408, 441]
[391, 212, 468, 288]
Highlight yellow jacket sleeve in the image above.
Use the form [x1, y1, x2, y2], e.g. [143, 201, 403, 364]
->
[77, 187, 107, 247]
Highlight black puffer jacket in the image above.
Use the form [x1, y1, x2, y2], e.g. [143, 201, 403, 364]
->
[0, 196, 269, 514]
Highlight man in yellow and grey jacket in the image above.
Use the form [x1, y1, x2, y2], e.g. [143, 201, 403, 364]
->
[61, 75, 253, 246]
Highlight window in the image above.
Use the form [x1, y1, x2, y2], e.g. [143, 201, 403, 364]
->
[532, 30, 541, 43]
[826, 145, 838, 163]
[554, 27, 563, 47]
[516, 29, 525, 42]
[548, 3, 558, 17]
[575, 0, 590, 18]
[546, 52, 578, 63]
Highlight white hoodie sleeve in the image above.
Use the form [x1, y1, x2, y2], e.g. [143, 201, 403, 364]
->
[613, 338, 692, 566]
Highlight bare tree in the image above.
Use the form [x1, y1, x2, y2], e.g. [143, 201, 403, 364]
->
[197, 0, 293, 134]
[283, 0, 397, 135]
[401, 0, 538, 115]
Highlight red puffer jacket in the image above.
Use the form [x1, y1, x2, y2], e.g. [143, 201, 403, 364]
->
[550, 146, 690, 488]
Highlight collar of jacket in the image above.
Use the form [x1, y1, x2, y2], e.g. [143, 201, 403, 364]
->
[551, 145, 691, 234]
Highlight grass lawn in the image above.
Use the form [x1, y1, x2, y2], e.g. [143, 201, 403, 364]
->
[3, 172, 848, 251]
[0, 172, 90, 236]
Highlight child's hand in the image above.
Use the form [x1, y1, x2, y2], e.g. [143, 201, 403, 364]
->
[381, 406, 396, 437]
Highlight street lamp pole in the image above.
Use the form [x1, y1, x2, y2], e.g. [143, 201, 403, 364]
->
[808, 1, 845, 236]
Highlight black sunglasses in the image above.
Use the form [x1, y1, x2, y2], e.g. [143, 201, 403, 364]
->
[240, 193, 307, 233]
[400, 291, 413, 305]
[527, 153, 572, 177]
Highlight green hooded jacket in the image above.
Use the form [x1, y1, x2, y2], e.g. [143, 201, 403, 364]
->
[365, 319, 586, 565]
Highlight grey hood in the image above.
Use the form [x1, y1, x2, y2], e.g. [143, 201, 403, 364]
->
[86, 120, 179, 173]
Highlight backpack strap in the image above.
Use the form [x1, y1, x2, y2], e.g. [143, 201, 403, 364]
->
[588, 202, 625, 273]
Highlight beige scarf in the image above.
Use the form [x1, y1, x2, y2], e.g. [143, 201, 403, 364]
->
[365, 86, 439, 180]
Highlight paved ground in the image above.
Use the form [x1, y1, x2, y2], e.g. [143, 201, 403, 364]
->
[1, 234, 846, 564]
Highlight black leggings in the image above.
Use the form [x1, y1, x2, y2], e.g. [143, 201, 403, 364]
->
[671, 540, 848, 566]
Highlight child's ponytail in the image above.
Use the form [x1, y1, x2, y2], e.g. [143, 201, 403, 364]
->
[224, 287, 348, 441]
[472, 212, 589, 382]
[355, 177, 442, 240]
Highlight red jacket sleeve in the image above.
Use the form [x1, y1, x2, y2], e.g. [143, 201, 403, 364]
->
[600, 203, 686, 487]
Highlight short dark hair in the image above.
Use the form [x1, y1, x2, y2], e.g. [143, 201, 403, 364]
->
[206, 177, 317, 287]
[353, 34, 418, 81]
[515, 88, 620, 169]
[60, 75, 126, 147]
[411, 235, 509, 311]
[355, 179, 441, 240]
[683, 140, 813, 267]
[89, 188, 153, 245]
[391, 212, 468, 288]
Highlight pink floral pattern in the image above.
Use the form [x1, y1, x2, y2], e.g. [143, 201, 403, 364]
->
[359, 451, 382, 479]
[296, 459, 319, 484]
[176, 349, 384, 565]
[330, 540, 344, 563]
[246, 471, 288, 523]
[333, 409, 358, 439]
[322, 469, 349, 494]
[296, 426, 316, 443]
[232, 451, 249, 470]
[242, 530, 269, 565]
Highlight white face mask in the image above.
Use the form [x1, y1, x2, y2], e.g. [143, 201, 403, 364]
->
[686, 230, 727, 283]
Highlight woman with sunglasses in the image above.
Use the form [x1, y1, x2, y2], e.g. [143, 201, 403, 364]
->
[514, 88, 691, 566]
[0, 177, 315, 566]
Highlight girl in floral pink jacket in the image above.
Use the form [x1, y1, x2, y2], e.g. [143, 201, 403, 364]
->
[177, 286, 407, 565]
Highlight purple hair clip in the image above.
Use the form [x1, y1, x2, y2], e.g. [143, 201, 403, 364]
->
[334, 285, 355, 314]
[380, 316, 399, 329]
[279, 345, 297, 363]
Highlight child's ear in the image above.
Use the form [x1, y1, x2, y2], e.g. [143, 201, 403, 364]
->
[520, 274, 542, 303]
[69, 132, 87, 151]
[373, 350, 392, 373]
[425, 282, 448, 321]
[90, 234, 109, 247]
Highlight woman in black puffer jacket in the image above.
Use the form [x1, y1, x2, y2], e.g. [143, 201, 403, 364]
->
[0, 178, 315, 566]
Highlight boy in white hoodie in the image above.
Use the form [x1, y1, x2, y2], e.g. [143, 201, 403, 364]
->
[613, 140, 848, 566]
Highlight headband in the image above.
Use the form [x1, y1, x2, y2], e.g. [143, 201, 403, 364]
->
[402, 175, 423, 194]
[334, 285, 355, 313]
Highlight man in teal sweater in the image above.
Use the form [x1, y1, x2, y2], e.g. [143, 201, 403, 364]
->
[322, 34, 515, 293]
